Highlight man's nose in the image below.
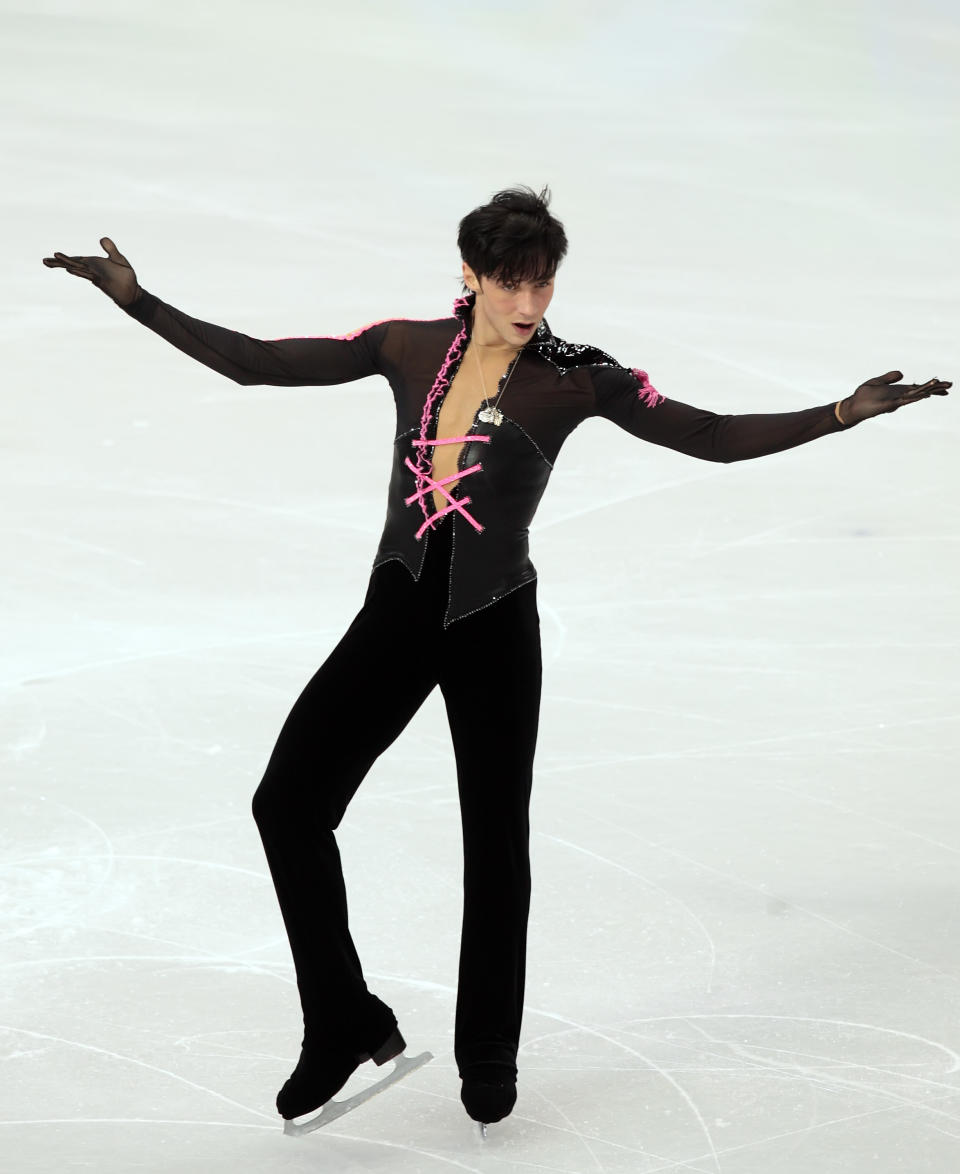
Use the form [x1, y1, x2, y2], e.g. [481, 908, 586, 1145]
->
[515, 294, 538, 318]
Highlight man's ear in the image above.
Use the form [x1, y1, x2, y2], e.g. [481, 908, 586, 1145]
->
[462, 261, 482, 294]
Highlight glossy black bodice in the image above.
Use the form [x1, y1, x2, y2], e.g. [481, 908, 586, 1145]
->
[120, 288, 849, 626]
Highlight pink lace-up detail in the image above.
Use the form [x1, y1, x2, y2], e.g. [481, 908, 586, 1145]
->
[410, 436, 489, 448]
[631, 367, 664, 408]
[405, 435, 491, 539]
[406, 301, 478, 538]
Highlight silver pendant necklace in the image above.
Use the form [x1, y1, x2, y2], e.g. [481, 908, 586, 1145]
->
[474, 337, 521, 426]
[477, 403, 503, 426]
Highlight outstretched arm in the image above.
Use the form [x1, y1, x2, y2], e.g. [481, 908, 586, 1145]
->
[591, 367, 951, 462]
[43, 237, 386, 387]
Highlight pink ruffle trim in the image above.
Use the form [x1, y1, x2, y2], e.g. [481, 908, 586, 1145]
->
[631, 368, 664, 407]
[412, 319, 470, 527]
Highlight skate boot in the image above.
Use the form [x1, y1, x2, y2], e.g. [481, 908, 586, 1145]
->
[459, 1060, 517, 1131]
[276, 1024, 405, 1120]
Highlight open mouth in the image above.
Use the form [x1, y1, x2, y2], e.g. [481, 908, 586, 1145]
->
[513, 322, 535, 334]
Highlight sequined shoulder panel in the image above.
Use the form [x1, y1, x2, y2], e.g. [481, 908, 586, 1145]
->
[528, 334, 627, 376]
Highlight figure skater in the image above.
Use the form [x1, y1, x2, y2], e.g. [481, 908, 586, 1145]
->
[43, 186, 950, 1133]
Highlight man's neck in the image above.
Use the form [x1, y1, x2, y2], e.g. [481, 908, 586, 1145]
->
[469, 307, 523, 358]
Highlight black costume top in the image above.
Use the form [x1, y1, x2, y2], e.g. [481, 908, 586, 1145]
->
[120, 289, 851, 625]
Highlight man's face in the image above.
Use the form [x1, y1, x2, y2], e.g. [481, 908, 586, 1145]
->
[463, 262, 555, 347]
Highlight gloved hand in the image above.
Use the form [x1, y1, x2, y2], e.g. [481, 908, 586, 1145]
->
[839, 371, 951, 424]
[43, 236, 141, 307]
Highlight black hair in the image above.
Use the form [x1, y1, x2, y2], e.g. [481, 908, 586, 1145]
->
[457, 185, 568, 293]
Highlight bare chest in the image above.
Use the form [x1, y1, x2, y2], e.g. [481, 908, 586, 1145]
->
[429, 353, 514, 512]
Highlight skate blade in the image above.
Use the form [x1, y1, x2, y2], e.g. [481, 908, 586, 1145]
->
[479, 1122, 488, 1140]
[282, 1051, 433, 1137]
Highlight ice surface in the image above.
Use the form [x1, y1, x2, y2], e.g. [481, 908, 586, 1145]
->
[4, 0, 959, 1170]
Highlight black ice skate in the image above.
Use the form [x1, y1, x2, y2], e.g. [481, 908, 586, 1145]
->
[460, 1062, 517, 1139]
[279, 1026, 433, 1136]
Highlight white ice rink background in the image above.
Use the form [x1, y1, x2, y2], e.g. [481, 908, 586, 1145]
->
[4, 1, 960, 1170]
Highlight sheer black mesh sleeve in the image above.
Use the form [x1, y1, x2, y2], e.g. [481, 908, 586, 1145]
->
[120, 289, 389, 386]
[590, 365, 850, 463]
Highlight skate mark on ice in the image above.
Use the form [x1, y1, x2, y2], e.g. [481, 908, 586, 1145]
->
[649, 1015, 960, 1106]
[75, 687, 217, 753]
[0, 1024, 273, 1121]
[683, 481, 937, 560]
[2, 795, 113, 873]
[520, 1023, 585, 1051]
[71, 690, 169, 737]
[711, 1044, 960, 1136]
[293, 1128, 488, 1172]
[639, 1075, 960, 1166]
[31, 851, 271, 881]
[0, 952, 297, 992]
[652, 840, 960, 982]
[96, 481, 372, 533]
[542, 833, 718, 995]
[678, 503, 840, 560]
[682, 712, 960, 758]
[379, 781, 456, 802]
[522, 1006, 722, 1173]
[3, 846, 270, 947]
[117, 814, 247, 844]
[10, 525, 147, 567]
[545, 692, 726, 727]
[551, 1013, 960, 1171]
[535, 712, 958, 774]
[3, 717, 47, 760]
[232, 935, 298, 962]
[571, 1012, 960, 1085]
[120, 851, 270, 884]
[536, 467, 722, 530]
[0, 1117, 274, 1132]
[641, 1098, 959, 1174]
[610, 1013, 960, 1167]
[685, 1015, 960, 1099]
[501, 1090, 688, 1173]
[575, 806, 960, 985]
[0, 792, 117, 943]
[766, 778, 960, 860]
[166, 1027, 312, 1065]
[521, 1082, 610, 1172]
[7, 626, 343, 690]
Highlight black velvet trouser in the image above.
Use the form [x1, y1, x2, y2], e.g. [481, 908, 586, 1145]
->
[251, 513, 542, 1078]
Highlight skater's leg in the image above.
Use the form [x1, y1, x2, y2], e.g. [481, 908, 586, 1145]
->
[439, 578, 543, 1080]
[252, 558, 439, 1053]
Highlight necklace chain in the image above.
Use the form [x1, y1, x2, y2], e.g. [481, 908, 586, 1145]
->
[472, 339, 521, 426]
